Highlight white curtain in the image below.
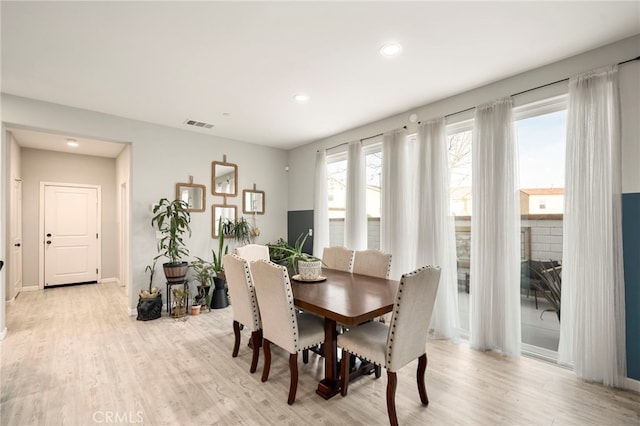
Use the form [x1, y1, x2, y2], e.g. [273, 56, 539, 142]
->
[416, 119, 459, 339]
[381, 129, 415, 280]
[313, 150, 330, 258]
[559, 65, 626, 386]
[470, 98, 521, 356]
[345, 140, 367, 250]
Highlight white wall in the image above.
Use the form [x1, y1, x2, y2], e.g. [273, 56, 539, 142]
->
[288, 35, 640, 209]
[20, 148, 118, 286]
[1, 96, 289, 312]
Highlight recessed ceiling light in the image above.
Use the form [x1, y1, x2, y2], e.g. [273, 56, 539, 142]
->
[293, 93, 310, 103]
[380, 43, 402, 57]
[66, 139, 79, 147]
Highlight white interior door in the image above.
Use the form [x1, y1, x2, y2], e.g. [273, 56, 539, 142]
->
[44, 185, 99, 287]
[10, 179, 23, 295]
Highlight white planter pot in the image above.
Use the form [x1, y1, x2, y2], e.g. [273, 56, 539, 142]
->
[298, 260, 322, 280]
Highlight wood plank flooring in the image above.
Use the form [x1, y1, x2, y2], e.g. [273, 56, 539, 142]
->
[1, 282, 639, 425]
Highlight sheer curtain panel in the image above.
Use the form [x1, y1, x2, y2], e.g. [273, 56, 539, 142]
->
[416, 119, 459, 339]
[313, 150, 330, 258]
[381, 129, 414, 280]
[470, 98, 521, 356]
[345, 140, 367, 250]
[559, 65, 626, 386]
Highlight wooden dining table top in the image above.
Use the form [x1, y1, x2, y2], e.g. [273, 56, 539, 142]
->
[291, 268, 399, 326]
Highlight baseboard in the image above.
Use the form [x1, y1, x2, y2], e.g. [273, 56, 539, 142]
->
[0, 327, 7, 340]
[101, 277, 119, 284]
[624, 377, 640, 392]
[21, 286, 39, 292]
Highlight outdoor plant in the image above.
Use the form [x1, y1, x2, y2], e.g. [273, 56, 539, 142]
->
[529, 262, 562, 322]
[151, 198, 191, 264]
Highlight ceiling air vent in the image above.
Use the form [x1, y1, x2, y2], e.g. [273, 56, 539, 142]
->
[184, 119, 214, 129]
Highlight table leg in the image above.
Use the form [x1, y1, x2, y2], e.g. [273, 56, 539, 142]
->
[316, 318, 340, 399]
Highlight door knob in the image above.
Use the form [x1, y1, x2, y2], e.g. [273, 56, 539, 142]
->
[46, 233, 52, 237]
[46, 241, 52, 245]
[14, 243, 21, 247]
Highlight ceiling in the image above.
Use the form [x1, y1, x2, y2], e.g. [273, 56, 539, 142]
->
[2, 1, 639, 155]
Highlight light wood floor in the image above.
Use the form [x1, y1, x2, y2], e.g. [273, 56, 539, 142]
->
[1, 282, 639, 425]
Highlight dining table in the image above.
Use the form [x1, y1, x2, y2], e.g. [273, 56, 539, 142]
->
[291, 268, 399, 399]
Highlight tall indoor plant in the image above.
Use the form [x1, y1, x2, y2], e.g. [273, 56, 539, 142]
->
[211, 217, 230, 308]
[151, 198, 192, 282]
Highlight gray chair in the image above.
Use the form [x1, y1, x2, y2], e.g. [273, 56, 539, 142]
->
[235, 244, 270, 262]
[352, 249, 392, 278]
[250, 260, 325, 405]
[222, 254, 262, 373]
[338, 265, 441, 426]
[322, 246, 355, 272]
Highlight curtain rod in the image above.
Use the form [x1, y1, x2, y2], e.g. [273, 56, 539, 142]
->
[324, 126, 406, 152]
[442, 55, 640, 119]
[322, 56, 640, 149]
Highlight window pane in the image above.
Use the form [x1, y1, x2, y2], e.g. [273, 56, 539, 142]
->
[517, 108, 566, 354]
[365, 149, 381, 249]
[327, 157, 346, 246]
[448, 129, 472, 333]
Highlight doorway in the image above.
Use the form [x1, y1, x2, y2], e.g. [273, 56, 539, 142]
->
[40, 183, 101, 287]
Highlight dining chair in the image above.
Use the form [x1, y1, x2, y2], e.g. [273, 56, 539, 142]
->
[235, 244, 270, 262]
[338, 265, 441, 426]
[352, 249, 392, 279]
[222, 254, 262, 373]
[250, 259, 325, 405]
[322, 246, 355, 272]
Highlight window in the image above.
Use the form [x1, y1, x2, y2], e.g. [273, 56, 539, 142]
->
[364, 145, 382, 249]
[327, 152, 347, 247]
[515, 95, 567, 357]
[447, 120, 473, 333]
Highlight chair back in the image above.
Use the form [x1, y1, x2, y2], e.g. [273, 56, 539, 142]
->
[222, 254, 261, 331]
[250, 260, 299, 354]
[386, 265, 441, 372]
[235, 244, 270, 262]
[322, 246, 355, 272]
[352, 249, 392, 278]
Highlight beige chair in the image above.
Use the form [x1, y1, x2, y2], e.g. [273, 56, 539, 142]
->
[338, 265, 441, 426]
[352, 249, 392, 279]
[235, 244, 270, 262]
[250, 260, 325, 405]
[322, 246, 355, 272]
[222, 254, 262, 373]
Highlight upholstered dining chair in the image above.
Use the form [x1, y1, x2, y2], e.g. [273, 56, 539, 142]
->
[222, 254, 262, 374]
[322, 246, 355, 272]
[338, 265, 441, 426]
[235, 244, 270, 262]
[250, 260, 325, 405]
[352, 249, 392, 279]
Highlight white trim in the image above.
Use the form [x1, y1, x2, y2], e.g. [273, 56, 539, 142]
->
[446, 118, 474, 135]
[100, 277, 120, 284]
[522, 343, 559, 363]
[39, 182, 102, 289]
[0, 327, 6, 340]
[623, 377, 640, 392]
[514, 94, 568, 121]
[20, 285, 39, 292]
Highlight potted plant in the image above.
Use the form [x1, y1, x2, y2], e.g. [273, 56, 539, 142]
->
[269, 231, 322, 279]
[136, 260, 163, 321]
[171, 287, 189, 319]
[211, 217, 229, 309]
[529, 261, 562, 322]
[151, 198, 191, 283]
[233, 217, 254, 245]
[191, 255, 214, 308]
